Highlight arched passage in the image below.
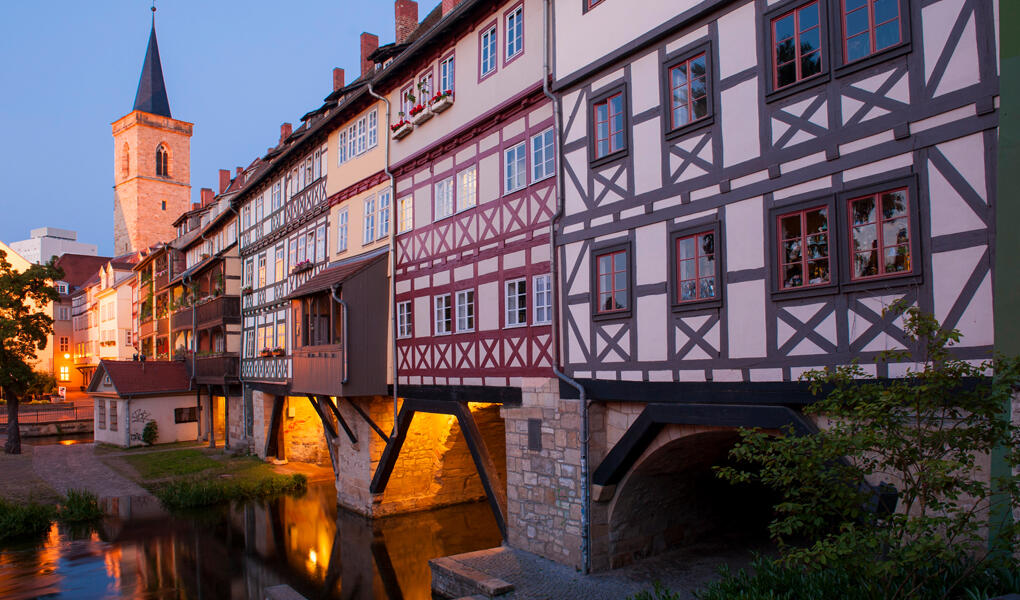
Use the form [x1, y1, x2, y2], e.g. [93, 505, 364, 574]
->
[606, 427, 777, 568]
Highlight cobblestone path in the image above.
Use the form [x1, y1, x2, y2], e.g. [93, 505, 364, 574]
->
[31, 443, 150, 499]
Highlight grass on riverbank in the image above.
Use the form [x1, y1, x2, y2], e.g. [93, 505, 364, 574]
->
[107, 448, 308, 510]
[0, 489, 104, 543]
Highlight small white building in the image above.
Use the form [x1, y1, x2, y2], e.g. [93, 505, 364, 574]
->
[89, 360, 199, 447]
[8, 227, 98, 265]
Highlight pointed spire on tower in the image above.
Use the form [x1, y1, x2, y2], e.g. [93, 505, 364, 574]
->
[132, 5, 172, 118]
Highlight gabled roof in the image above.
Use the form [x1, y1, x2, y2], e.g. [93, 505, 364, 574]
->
[88, 360, 191, 397]
[53, 254, 112, 288]
[133, 19, 172, 118]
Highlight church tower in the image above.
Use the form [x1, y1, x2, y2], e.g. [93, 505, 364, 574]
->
[112, 11, 192, 255]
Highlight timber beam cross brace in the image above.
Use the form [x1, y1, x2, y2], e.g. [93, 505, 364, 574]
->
[368, 398, 508, 538]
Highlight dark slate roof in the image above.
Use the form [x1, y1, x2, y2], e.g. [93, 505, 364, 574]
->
[92, 360, 191, 396]
[133, 20, 172, 118]
[286, 250, 387, 300]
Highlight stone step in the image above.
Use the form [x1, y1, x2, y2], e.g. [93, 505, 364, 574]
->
[430, 553, 514, 599]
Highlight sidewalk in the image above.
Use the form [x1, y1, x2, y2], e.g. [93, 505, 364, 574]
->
[31, 443, 151, 500]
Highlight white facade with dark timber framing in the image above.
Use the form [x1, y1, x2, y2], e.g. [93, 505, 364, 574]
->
[546, 0, 1000, 572]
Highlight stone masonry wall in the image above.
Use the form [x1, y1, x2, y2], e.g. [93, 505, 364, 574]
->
[331, 397, 507, 519]
[502, 378, 584, 569]
[283, 396, 328, 465]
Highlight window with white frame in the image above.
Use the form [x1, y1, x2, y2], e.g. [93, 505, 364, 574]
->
[506, 6, 523, 60]
[336, 208, 348, 252]
[456, 289, 475, 332]
[505, 142, 527, 193]
[356, 118, 367, 154]
[364, 195, 377, 244]
[534, 273, 552, 324]
[440, 55, 455, 93]
[255, 196, 264, 222]
[435, 178, 454, 220]
[397, 301, 412, 338]
[481, 26, 497, 77]
[244, 259, 253, 287]
[316, 224, 326, 261]
[457, 166, 477, 211]
[435, 294, 452, 335]
[419, 72, 433, 100]
[398, 196, 414, 233]
[272, 182, 282, 211]
[506, 279, 527, 326]
[368, 110, 378, 149]
[348, 126, 357, 160]
[378, 189, 391, 238]
[532, 128, 555, 181]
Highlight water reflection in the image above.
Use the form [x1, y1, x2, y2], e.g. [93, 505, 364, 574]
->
[0, 482, 501, 599]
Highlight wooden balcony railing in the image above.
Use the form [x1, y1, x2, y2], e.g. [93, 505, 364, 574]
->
[291, 345, 345, 396]
[171, 308, 191, 332]
[241, 356, 291, 381]
[196, 295, 241, 329]
[194, 352, 239, 384]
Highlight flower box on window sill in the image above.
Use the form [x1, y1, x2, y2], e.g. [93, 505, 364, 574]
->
[391, 121, 413, 139]
[410, 105, 433, 125]
[291, 260, 314, 274]
[272, 348, 286, 357]
[429, 91, 454, 113]
[241, 286, 253, 295]
[260, 349, 273, 358]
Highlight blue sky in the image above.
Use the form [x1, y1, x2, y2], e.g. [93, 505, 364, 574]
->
[0, 1, 440, 256]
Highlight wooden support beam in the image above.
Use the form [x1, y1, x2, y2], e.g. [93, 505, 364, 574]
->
[306, 395, 338, 439]
[592, 403, 817, 487]
[322, 396, 358, 444]
[371, 537, 405, 599]
[368, 398, 508, 538]
[344, 397, 389, 442]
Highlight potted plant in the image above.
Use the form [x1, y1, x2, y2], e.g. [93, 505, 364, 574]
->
[272, 347, 285, 357]
[260, 348, 273, 358]
[409, 102, 432, 125]
[391, 112, 413, 139]
[292, 259, 313, 274]
[429, 89, 454, 113]
[200, 252, 210, 260]
[241, 285, 253, 295]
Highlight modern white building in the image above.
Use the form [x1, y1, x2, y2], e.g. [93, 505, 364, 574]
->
[9, 227, 98, 265]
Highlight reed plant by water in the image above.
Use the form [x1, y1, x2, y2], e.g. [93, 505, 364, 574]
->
[154, 472, 307, 509]
[0, 498, 54, 541]
[56, 489, 103, 523]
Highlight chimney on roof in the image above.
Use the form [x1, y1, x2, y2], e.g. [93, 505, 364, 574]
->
[333, 67, 345, 91]
[192, 202, 201, 211]
[218, 169, 231, 193]
[200, 188, 214, 207]
[280, 122, 292, 143]
[236, 166, 243, 177]
[442, 0, 462, 15]
[395, 1, 418, 44]
[360, 32, 379, 77]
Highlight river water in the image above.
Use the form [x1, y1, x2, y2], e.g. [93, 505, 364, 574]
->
[0, 482, 502, 599]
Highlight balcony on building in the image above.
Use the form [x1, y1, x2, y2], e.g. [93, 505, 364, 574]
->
[288, 251, 388, 398]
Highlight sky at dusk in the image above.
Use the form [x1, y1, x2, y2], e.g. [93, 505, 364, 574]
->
[0, 1, 441, 257]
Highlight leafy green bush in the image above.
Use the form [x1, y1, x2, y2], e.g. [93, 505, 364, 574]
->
[142, 420, 158, 446]
[0, 498, 55, 541]
[153, 473, 307, 509]
[57, 489, 103, 523]
[629, 582, 684, 600]
[713, 305, 1020, 600]
[694, 555, 1020, 600]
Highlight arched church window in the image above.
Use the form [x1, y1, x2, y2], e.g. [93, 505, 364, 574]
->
[156, 144, 169, 177]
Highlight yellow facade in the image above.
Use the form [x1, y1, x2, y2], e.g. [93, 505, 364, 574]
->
[111, 110, 193, 255]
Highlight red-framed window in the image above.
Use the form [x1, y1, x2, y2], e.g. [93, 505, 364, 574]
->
[848, 188, 911, 280]
[676, 231, 716, 302]
[669, 53, 709, 129]
[778, 206, 831, 289]
[596, 250, 628, 313]
[772, 1, 823, 89]
[594, 93, 625, 159]
[843, 0, 901, 63]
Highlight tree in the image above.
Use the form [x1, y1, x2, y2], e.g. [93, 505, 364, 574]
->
[1, 250, 63, 454]
[716, 304, 1020, 599]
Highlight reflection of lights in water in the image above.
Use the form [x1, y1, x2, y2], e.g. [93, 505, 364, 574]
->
[60, 440, 76, 446]
[308, 549, 317, 566]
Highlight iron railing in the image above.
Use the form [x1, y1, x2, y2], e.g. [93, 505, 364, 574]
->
[0, 403, 90, 426]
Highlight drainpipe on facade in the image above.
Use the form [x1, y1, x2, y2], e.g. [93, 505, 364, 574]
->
[543, 0, 591, 574]
[368, 82, 400, 437]
[330, 284, 350, 384]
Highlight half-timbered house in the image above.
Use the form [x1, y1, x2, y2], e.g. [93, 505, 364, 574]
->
[368, 0, 559, 540]
[542, 0, 1000, 572]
